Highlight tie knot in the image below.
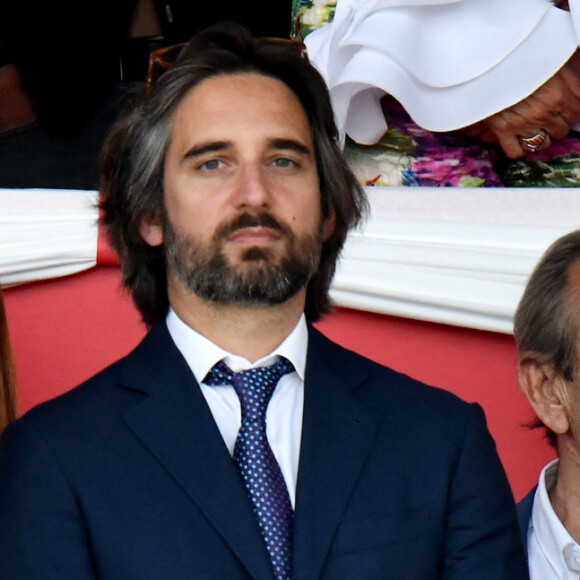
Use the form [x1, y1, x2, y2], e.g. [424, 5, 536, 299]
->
[203, 357, 295, 421]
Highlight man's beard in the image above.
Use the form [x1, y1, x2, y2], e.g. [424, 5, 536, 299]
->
[164, 212, 323, 305]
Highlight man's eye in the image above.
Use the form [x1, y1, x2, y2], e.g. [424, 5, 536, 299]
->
[273, 158, 297, 169]
[200, 159, 222, 170]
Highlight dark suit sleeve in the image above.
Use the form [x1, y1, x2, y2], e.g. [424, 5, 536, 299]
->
[441, 404, 529, 579]
[0, 420, 96, 579]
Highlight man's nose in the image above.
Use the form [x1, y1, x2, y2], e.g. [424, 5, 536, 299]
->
[232, 164, 271, 209]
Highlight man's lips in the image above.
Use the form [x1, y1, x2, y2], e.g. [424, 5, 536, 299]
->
[227, 226, 280, 245]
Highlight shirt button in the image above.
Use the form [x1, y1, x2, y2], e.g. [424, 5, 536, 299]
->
[563, 543, 580, 572]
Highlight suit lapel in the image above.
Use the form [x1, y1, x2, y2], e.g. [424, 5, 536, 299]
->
[293, 328, 385, 580]
[517, 486, 536, 556]
[116, 323, 385, 579]
[120, 325, 273, 579]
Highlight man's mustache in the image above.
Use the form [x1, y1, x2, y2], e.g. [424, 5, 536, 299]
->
[216, 213, 293, 240]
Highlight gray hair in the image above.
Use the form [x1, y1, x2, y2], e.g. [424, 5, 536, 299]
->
[514, 229, 580, 382]
[514, 229, 580, 448]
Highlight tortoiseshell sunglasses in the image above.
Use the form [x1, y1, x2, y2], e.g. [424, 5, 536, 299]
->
[146, 38, 308, 90]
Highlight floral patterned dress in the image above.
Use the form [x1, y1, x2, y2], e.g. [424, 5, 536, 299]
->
[292, 0, 580, 188]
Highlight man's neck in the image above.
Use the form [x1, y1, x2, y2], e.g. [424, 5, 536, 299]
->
[549, 440, 580, 543]
[168, 283, 307, 363]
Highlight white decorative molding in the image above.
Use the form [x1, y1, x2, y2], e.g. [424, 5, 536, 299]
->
[2, 187, 579, 334]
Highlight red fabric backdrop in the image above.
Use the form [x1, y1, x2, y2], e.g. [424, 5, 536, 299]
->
[4, 265, 555, 501]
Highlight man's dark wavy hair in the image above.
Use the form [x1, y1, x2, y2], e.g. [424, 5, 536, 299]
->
[100, 22, 367, 327]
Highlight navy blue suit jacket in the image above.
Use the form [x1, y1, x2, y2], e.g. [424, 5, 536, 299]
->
[517, 487, 537, 558]
[0, 324, 528, 578]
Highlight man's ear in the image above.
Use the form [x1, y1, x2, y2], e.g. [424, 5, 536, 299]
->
[139, 215, 164, 247]
[322, 208, 336, 242]
[518, 353, 570, 435]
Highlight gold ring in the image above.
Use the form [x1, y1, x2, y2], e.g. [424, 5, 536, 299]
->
[518, 129, 548, 153]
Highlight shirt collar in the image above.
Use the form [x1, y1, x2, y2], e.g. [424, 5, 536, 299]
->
[532, 458, 580, 575]
[166, 307, 308, 386]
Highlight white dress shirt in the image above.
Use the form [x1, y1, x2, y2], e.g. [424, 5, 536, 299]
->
[166, 308, 306, 507]
[527, 459, 580, 579]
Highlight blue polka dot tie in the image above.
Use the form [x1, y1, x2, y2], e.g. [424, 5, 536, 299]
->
[203, 358, 295, 579]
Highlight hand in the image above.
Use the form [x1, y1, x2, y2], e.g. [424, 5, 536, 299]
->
[0, 64, 37, 132]
[464, 51, 580, 158]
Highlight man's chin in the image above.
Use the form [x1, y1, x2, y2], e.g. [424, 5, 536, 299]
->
[242, 246, 272, 261]
[222, 246, 285, 273]
[232, 263, 285, 285]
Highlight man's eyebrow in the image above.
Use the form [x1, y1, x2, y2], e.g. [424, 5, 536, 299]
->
[181, 138, 312, 161]
[182, 141, 231, 160]
[269, 138, 312, 156]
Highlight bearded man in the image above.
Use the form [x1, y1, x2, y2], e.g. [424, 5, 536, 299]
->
[0, 23, 528, 579]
